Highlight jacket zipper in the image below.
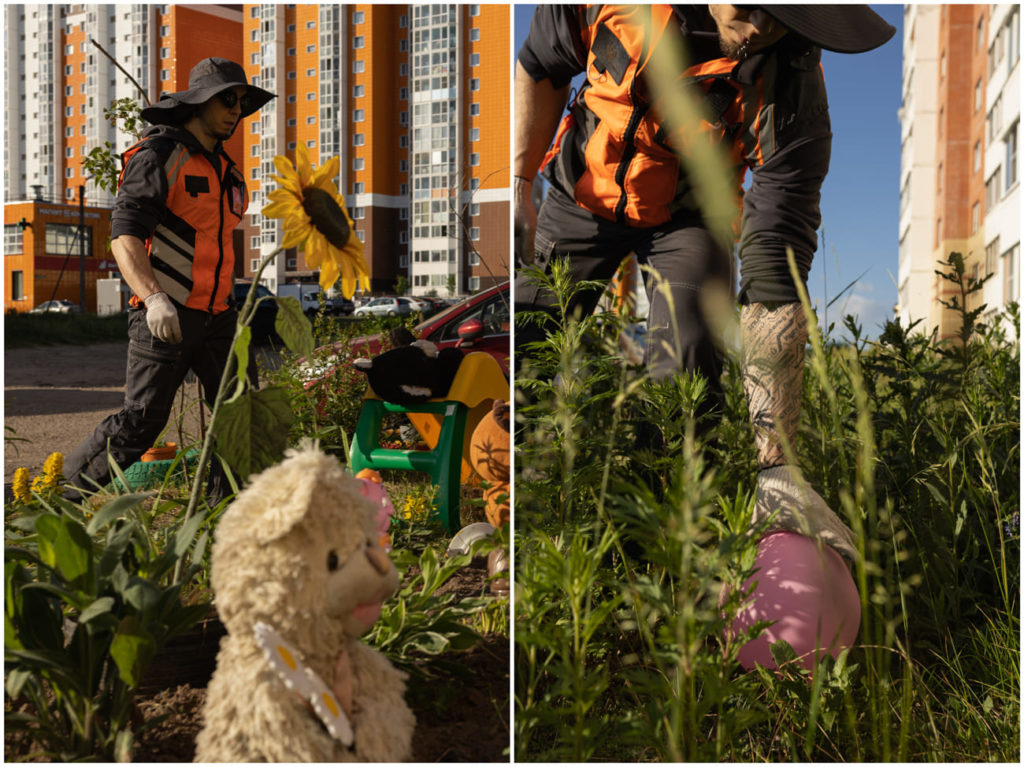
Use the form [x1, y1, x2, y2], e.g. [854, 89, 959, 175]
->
[613, 16, 653, 226]
[209, 155, 227, 313]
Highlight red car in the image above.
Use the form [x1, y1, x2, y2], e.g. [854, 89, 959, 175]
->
[313, 281, 510, 377]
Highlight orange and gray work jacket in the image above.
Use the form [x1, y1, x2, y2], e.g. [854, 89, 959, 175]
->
[111, 124, 247, 314]
[518, 4, 833, 304]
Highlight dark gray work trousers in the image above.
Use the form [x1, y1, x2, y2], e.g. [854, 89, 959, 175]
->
[515, 186, 734, 430]
[63, 305, 257, 502]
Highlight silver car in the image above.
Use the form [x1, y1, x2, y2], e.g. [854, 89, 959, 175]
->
[29, 300, 79, 314]
[353, 296, 413, 317]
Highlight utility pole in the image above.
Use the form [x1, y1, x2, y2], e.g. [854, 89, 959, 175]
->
[79, 184, 87, 313]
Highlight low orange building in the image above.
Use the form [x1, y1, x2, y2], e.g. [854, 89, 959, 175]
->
[4, 198, 115, 314]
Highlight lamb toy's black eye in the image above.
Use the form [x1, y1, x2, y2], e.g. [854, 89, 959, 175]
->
[327, 551, 339, 571]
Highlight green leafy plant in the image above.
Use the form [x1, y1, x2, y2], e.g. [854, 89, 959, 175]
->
[4, 494, 210, 761]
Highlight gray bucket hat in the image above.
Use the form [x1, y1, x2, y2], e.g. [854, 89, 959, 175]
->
[141, 57, 276, 125]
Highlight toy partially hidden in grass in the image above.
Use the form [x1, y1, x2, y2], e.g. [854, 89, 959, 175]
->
[353, 327, 463, 405]
[729, 531, 861, 671]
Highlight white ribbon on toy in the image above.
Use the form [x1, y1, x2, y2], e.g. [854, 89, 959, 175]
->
[253, 621, 354, 746]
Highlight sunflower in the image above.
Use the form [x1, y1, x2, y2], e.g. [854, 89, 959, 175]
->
[262, 145, 371, 298]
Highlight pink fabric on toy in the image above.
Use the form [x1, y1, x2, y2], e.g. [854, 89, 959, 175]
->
[730, 532, 861, 670]
[355, 469, 395, 552]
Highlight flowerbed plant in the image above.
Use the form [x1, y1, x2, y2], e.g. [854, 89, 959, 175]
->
[514, 252, 1019, 761]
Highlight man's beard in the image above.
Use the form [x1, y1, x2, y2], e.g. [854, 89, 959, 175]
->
[719, 37, 750, 61]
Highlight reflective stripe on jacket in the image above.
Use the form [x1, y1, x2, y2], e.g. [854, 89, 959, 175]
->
[540, 4, 825, 231]
[120, 137, 247, 314]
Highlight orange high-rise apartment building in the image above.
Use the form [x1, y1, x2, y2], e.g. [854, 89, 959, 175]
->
[240, 3, 510, 297]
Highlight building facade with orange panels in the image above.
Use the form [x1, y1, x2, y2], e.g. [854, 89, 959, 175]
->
[240, 3, 509, 298]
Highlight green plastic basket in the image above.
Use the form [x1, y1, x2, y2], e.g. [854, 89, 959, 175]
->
[113, 449, 200, 492]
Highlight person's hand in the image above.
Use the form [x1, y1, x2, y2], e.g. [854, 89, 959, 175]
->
[753, 465, 858, 564]
[514, 176, 537, 265]
[143, 291, 182, 344]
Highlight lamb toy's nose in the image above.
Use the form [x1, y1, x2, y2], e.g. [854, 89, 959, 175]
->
[366, 545, 391, 575]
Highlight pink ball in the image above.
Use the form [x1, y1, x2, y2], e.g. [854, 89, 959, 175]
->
[729, 532, 861, 671]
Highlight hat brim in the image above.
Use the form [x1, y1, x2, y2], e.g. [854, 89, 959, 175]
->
[760, 5, 896, 54]
[141, 82, 275, 125]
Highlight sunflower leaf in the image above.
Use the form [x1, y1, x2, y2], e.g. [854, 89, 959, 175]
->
[275, 296, 314, 359]
[214, 386, 295, 481]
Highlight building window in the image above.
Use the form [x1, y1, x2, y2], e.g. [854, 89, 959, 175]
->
[470, 78, 480, 91]
[400, 63, 408, 76]
[11, 269, 24, 300]
[65, 106, 74, 117]
[160, 69, 170, 81]
[45, 223, 90, 255]
[936, 218, 942, 246]
[353, 133, 365, 146]
[470, 153, 480, 167]
[470, 178, 480, 190]
[288, 142, 296, 150]
[288, 47, 296, 57]
[350, 206, 364, 220]
[307, 68, 315, 77]
[1009, 9, 1020, 67]
[400, 135, 409, 148]
[355, 230, 365, 243]
[973, 141, 981, 172]
[251, 52, 260, 66]
[250, 6, 258, 17]
[985, 236, 1000, 276]
[471, 52, 480, 67]
[470, 5, 480, 16]
[400, 111, 408, 126]
[353, 84, 364, 98]
[353, 10, 364, 24]
[975, 79, 982, 112]
[399, 87, 408, 100]
[353, 36, 364, 49]
[470, 227, 480, 241]
[986, 168, 1001, 212]
[306, 139, 316, 148]
[353, 60, 365, 73]
[251, 122, 261, 134]
[470, 103, 480, 117]
[400, 14, 408, 28]
[250, 29, 258, 42]
[307, 92, 316, 100]
[160, 25, 169, 35]
[470, 127, 480, 142]
[1006, 121, 1019, 191]
[940, 51, 946, 78]
[470, 202, 480, 216]
[288, 94, 296, 103]
[65, 168, 74, 178]
[160, 46, 169, 58]
[306, 116, 316, 125]
[469, 252, 480, 266]
[971, 201, 980, 234]
[288, 118, 297, 126]
[252, 167, 260, 179]
[307, 20, 316, 29]
[1003, 244, 1019, 304]
[354, 109, 365, 122]
[400, 208, 408, 221]
[977, 16, 985, 50]
[353, 182, 365, 194]
[400, 159, 408, 172]
[5, 227, 24, 256]
[287, 23, 295, 32]
[469, 276, 480, 291]
[65, 147, 74, 158]
[400, 39, 409, 52]
[288, 71, 297, 80]
[251, 258, 261, 272]
[353, 157, 365, 171]
[400, 183, 408, 195]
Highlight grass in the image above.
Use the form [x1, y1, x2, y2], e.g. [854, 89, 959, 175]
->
[4, 311, 131, 348]
[514, 254, 1019, 762]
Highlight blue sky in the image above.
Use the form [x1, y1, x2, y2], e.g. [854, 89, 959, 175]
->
[512, 4, 905, 337]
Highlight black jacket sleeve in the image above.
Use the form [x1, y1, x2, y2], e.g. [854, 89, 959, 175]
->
[738, 55, 832, 305]
[517, 4, 588, 89]
[110, 143, 170, 241]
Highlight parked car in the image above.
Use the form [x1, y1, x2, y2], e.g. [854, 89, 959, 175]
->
[29, 299, 79, 314]
[349, 281, 510, 375]
[228, 281, 279, 343]
[352, 296, 413, 318]
[278, 284, 355, 317]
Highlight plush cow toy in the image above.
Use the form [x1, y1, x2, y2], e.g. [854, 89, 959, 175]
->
[353, 327, 462, 406]
[194, 446, 415, 762]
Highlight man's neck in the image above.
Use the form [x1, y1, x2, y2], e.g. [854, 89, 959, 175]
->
[182, 118, 218, 153]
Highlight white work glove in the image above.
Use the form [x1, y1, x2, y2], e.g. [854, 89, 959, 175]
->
[754, 465, 859, 565]
[143, 291, 182, 344]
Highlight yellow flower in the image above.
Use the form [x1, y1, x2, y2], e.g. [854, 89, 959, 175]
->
[30, 452, 64, 495]
[12, 468, 30, 503]
[261, 145, 371, 299]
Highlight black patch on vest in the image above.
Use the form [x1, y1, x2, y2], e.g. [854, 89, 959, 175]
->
[184, 175, 210, 198]
[592, 23, 630, 85]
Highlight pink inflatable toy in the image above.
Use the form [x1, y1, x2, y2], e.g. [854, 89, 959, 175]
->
[355, 468, 395, 552]
[730, 532, 861, 671]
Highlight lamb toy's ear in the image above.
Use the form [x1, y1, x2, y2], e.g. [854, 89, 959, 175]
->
[233, 444, 330, 544]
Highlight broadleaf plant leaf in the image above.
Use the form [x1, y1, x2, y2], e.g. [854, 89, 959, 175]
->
[275, 295, 314, 358]
[214, 386, 295, 480]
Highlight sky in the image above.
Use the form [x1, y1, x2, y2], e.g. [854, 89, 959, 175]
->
[512, 4, 905, 338]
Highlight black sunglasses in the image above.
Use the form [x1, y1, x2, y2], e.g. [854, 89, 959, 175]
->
[215, 90, 253, 112]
